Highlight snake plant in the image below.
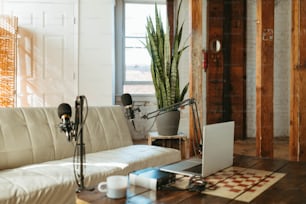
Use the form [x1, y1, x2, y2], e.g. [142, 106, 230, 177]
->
[144, 0, 189, 109]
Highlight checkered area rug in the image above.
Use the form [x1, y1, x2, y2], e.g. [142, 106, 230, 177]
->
[203, 166, 285, 202]
[173, 166, 285, 203]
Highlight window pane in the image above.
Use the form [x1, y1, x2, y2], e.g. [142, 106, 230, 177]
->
[125, 37, 151, 82]
[125, 56, 151, 82]
[125, 4, 166, 37]
[124, 84, 155, 95]
[124, 3, 166, 94]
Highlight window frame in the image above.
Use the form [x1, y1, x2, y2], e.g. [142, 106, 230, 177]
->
[115, 0, 166, 98]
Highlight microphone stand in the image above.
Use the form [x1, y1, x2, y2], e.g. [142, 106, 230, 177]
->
[58, 95, 93, 192]
[75, 96, 93, 193]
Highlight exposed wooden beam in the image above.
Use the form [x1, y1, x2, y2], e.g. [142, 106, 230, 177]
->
[223, 0, 231, 121]
[189, 0, 203, 156]
[289, 0, 300, 161]
[206, 0, 247, 140]
[167, 0, 174, 48]
[206, 0, 224, 125]
[256, 0, 274, 158]
[289, 0, 306, 161]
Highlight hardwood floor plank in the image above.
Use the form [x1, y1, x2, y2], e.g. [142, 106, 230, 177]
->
[233, 154, 261, 167]
[77, 155, 306, 203]
[252, 162, 306, 203]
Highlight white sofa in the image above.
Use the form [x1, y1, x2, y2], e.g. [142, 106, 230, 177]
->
[0, 106, 181, 204]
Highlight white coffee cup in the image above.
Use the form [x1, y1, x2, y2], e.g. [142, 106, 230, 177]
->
[97, 175, 128, 199]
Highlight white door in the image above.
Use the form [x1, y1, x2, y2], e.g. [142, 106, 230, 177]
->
[2, 0, 78, 107]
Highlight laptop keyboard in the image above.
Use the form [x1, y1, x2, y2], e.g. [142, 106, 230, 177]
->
[183, 164, 202, 173]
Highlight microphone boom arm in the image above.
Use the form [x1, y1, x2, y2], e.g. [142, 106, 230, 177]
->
[142, 98, 196, 120]
[142, 98, 203, 156]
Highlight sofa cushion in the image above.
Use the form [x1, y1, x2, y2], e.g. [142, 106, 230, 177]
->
[82, 106, 133, 152]
[0, 106, 133, 170]
[0, 144, 180, 204]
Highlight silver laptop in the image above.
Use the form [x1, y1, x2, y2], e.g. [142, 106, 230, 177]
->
[160, 121, 235, 177]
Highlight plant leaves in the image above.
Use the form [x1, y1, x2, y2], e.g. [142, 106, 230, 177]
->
[144, 0, 188, 108]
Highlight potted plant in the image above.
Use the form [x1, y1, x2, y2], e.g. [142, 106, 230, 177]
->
[144, 0, 188, 135]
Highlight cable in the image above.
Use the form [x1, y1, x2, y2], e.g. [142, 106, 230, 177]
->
[73, 95, 89, 190]
[73, 142, 81, 188]
[160, 175, 214, 192]
[143, 110, 160, 135]
[188, 176, 208, 192]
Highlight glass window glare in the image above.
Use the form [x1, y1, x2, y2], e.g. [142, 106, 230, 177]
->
[124, 2, 166, 95]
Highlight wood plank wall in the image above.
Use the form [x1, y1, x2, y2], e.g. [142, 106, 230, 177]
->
[170, 0, 306, 161]
[229, 0, 246, 140]
[189, 0, 203, 156]
[167, 0, 174, 49]
[256, 0, 274, 158]
[206, 0, 246, 140]
[206, 0, 224, 125]
[290, 0, 306, 161]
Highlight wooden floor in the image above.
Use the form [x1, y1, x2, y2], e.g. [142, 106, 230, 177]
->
[234, 137, 289, 160]
[134, 136, 290, 160]
[77, 154, 306, 203]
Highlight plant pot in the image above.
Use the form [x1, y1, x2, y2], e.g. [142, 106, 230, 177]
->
[156, 110, 180, 136]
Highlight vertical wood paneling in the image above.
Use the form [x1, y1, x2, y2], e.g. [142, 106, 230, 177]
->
[206, 0, 224, 124]
[189, 0, 203, 156]
[290, 0, 300, 161]
[298, 0, 306, 161]
[206, 0, 246, 140]
[256, 0, 274, 158]
[229, 0, 246, 140]
[167, 0, 174, 49]
[290, 0, 306, 161]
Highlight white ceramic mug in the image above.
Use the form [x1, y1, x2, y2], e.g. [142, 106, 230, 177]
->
[97, 175, 128, 199]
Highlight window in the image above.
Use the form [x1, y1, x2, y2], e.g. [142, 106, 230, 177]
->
[116, 0, 167, 96]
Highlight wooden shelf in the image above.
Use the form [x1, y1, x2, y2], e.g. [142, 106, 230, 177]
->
[147, 132, 188, 159]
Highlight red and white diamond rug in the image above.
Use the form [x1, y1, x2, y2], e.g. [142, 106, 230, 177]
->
[172, 166, 285, 203]
[202, 166, 285, 202]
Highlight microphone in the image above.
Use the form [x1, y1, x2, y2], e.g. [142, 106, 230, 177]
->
[74, 95, 85, 136]
[121, 93, 135, 119]
[58, 103, 73, 141]
[121, 93, 136, 128]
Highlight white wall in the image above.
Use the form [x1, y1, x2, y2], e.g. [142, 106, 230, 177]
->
[177, 0, 191, 137]
[273, 0, 290, 137]
[78, 0, 115, 105]
[246, 0, 257, 138]
[1, 0, 115, 106]
[1, 0, 80, 106]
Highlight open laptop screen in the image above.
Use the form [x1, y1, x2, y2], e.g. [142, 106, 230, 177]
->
[160, 121, 235, 177]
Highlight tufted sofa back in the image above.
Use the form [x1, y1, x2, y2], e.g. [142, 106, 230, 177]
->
[0, 106, 133, 170]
